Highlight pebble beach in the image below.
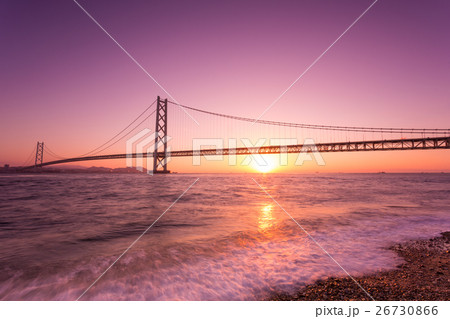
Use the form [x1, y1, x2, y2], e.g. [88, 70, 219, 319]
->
[271, 232, 450, 301]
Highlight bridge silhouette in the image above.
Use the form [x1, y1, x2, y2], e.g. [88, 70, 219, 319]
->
[22, 96, 450, 172]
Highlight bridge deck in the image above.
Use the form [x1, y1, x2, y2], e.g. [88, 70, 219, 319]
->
[22, 136, 450, 169]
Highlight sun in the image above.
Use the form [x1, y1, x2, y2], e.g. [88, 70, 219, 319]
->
[251, 155, 278, 173]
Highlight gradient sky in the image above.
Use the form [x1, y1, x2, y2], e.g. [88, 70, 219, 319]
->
[1, 0, 449, 172]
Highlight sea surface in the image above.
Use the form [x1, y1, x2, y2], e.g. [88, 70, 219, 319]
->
[0, 173, 449, 300]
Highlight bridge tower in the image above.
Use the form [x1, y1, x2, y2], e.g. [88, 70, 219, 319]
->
[153, 96, 170, 173]
[35, 142, 44, 168]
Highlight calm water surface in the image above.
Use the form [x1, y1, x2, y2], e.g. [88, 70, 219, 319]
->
[0, 173, 449, 300]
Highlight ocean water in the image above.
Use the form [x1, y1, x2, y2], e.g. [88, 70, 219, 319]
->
[0, 173, 449, 300]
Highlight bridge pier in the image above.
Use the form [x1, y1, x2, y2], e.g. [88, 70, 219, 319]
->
[152, 96, 170, 174]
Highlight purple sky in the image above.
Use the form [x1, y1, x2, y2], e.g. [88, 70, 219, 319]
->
[1, 0, 449, 170]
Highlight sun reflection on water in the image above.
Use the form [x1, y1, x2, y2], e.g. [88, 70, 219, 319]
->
[258, 204, 275, 233]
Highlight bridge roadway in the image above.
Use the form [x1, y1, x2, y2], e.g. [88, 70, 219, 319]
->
[22, 136, 450, 169]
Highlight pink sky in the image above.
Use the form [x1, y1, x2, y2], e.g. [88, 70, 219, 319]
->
[1, 0, 449, 172]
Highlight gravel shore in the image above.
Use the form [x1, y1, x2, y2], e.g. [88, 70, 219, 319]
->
[270, 232, 450, 301]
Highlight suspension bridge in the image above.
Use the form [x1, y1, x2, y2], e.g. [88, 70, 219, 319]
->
[21, 96, 450, 173]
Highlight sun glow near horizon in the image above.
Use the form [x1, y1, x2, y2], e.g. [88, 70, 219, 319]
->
[250, 155, 279, 173]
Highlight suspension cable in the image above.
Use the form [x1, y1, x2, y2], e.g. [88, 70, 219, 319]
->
[168, 100, 450, 135]
[80, 99, 157, 157]
[87, 109, 156, 156]
[20, 146, 37, 167]
[44, 145, 67, 160]
[39, 100, 157, 161]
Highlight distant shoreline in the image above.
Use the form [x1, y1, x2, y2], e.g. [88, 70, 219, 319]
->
[270, 232, 450, 301]
[0, 166, 147, 174]
[1, 167, 449, 175]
